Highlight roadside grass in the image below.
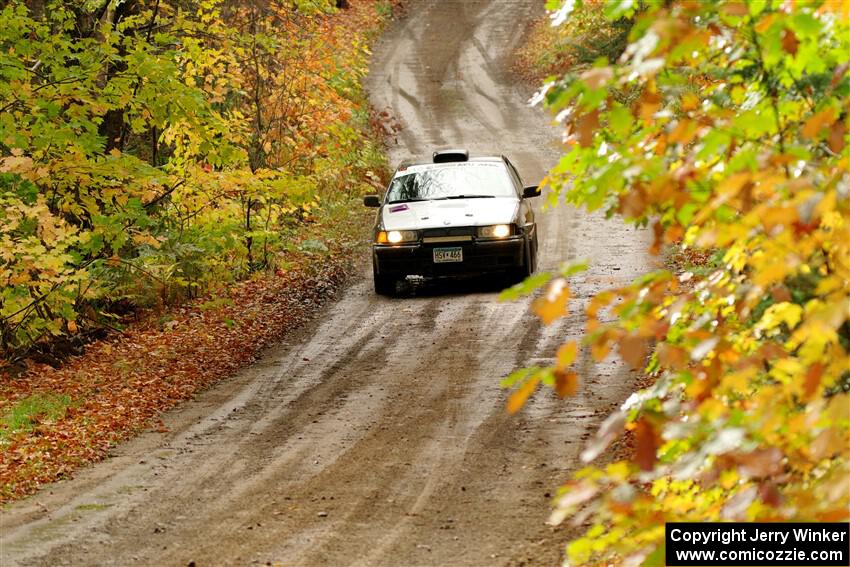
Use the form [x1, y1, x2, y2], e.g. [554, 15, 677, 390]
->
[0, 394, 71, 443]
[514, 0, 631, 80]
[75, 503, 112, 511]
[375, 0, 394, 19]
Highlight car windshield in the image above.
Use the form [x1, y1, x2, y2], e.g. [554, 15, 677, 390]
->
[386, 163, 515, 203]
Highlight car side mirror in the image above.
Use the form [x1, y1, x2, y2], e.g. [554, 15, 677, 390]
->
[522, 185, 541, 199]
[364, 195, 381, 208]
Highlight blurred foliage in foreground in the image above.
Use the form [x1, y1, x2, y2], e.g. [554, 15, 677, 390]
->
[0, 0, 392, 362]
[507, 0, 850, 564]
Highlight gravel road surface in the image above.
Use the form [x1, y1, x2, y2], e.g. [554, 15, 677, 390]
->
[0, 1, 648, 565]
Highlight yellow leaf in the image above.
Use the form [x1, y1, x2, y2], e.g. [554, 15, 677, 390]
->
[758, 302, 803, 333]
[717, 172, 752, 197]
[719, 469, 739, 490]
[681, 93, 699, 111]
[556, 340, 578, 370]
[753, 262, 791, 287]
[720, 366, 757, 393]
[132, 233, 161, 248]
[591, 332, 612, 361]
[760, 206, 798, 232]
[0, 155, 34, 173]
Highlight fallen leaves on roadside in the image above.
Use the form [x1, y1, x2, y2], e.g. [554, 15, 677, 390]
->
[0, 241, 355, 503]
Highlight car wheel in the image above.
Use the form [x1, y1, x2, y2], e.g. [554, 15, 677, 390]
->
[373, 269, 396, 296]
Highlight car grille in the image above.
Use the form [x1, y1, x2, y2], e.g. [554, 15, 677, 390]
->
[421, 227, 475, 238]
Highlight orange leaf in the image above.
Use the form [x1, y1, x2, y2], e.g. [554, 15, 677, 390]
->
[619, 186, 648, 218]
[664, 223, 684, 244]
[575, 110, 600, 147]
[649, 220, 664, 255]
[760, 206, 798, 232]
[619, 335, 648, 369]
[754, 13, 777, 33]
[828, 121, 846, 153]
[781, 28, 799, 55]
[657, 343, 689, 370]
[554, 370, 579, 398]
[669, 119, 697, 145]
[722, 2, 748, 16]
[581, 66, 613, 89]
[634, 419, 658, 471]
[770, 285, 792, 303]
[804, 362, 824, 399]
[811, 427, 843, 460]
[802, 108, 837, 139]
[532, 279, 571, 325]
[817, 509, 850, 522]
[507, 376, 540, 414]
[587, 291, 615, 319]
[737, 448, 783, 479]
[637, 89, 662, 122]
[759, 482, 782, 508]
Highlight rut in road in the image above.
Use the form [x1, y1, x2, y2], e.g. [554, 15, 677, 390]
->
[0, 1, 649, 566]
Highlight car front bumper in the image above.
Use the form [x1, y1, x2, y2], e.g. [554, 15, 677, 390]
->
[373, 236, 525, 278]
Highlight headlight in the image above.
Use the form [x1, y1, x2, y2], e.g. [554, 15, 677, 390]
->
[477, 224, 512, 239]
[376, 230, 418, 244]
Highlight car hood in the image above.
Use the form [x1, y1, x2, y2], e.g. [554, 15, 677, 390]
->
[381, 197, 518, 231]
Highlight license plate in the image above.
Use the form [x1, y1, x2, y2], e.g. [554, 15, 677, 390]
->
[433, 247, 463, 263]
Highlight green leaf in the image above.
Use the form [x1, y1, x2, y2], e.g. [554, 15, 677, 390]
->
[559, 259, 590, 278]
[499, 271, 552, 301]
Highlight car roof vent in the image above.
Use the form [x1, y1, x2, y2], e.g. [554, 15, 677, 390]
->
[432, 149, 469, 163]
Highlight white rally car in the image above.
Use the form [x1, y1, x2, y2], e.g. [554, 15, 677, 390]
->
[364, 149, 541, 295]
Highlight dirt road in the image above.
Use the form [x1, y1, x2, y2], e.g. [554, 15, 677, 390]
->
[0, 1, 648, 565]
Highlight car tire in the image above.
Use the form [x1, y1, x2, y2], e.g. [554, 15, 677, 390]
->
[373, 269, 396, 296]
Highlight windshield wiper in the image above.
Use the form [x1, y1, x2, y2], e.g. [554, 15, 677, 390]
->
[436, 195, 496, 200]
[387, 198, 429, 204]
[389, 195, 497, 203]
